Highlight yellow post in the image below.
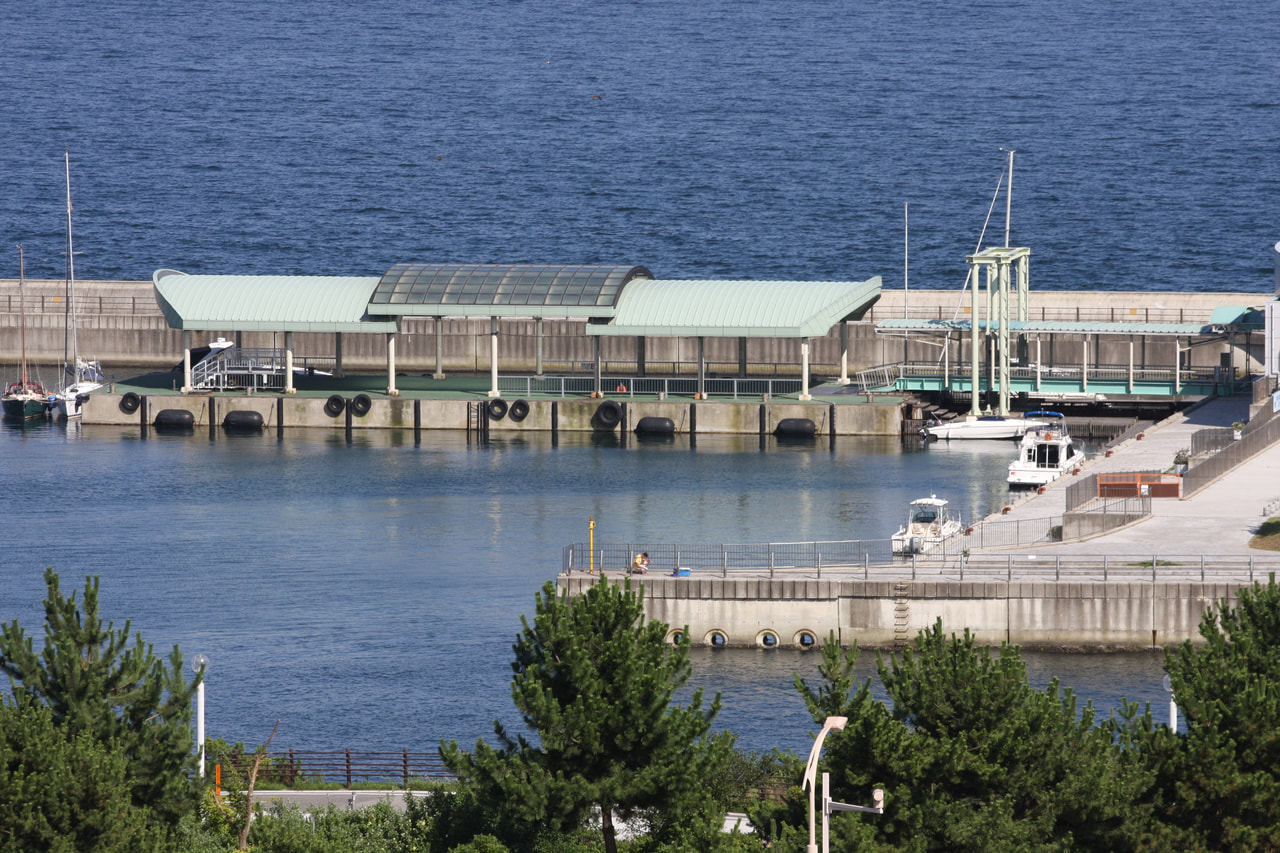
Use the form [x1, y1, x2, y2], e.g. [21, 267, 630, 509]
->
[589, 516, 596, 574]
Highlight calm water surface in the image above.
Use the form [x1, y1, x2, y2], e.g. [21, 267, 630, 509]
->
[0, 423, 1165, 754]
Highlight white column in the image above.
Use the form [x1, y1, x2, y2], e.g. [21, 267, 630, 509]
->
[535, 316, 544, 377]
[487, 317, 501, 398]
[284, 331, 295, 394]
[1128, 339, 1135, 393]
[196, 679, 205, 777]
[697, 336, 706, 399]
[970, 264, 981, 416]
[799, 337, 812, 401]
[593, 335, 602, 396]
[387, 333, 399, 396]
[838, 322, 850, 385]
[433, 317, 445, 379]
[1081, 336, 1088, 393]
[181, 329, 192, 393]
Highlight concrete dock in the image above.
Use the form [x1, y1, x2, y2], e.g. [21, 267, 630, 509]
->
[557, 394, 1280, 650]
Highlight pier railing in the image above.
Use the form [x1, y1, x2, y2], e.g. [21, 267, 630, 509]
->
[498, 374, 805, 399]
[561, 543, 1280, 584]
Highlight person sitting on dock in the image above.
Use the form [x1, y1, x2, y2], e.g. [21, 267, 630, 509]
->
[631, 552, 650, 574]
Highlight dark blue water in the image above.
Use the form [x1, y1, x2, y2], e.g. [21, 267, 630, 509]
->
[0, 422, 1164, 754]
[2, 0, 1277, 291]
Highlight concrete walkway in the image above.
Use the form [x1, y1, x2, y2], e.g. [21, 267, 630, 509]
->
[980, 396, 1280, 557]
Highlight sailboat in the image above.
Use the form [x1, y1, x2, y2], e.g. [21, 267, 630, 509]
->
[47, 152, 104, 420]
[2, 245, 49, 421]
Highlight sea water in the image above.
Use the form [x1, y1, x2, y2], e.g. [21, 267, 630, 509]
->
[0, 422, 1165, 754]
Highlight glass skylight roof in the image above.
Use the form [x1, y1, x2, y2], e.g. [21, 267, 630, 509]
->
[370, 263, 652, 308]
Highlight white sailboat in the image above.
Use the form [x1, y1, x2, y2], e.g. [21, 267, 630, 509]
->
[2, 246, 50, 421]
[48, 152, 104, 420]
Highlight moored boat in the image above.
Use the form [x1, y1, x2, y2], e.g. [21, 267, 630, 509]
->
[1006, 411, 1084, 487]
[922, 413, 1046, 441]
[3, 245, 48, 422]
[891, 494, 964, 555]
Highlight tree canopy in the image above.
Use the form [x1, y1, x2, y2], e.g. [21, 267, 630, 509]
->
[442, 577, 736, 853]
[0, 569, 202, 850]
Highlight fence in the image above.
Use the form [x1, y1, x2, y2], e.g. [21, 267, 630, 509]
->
[1183, 408, 1280, 498]
[215, 749, 453, 789]
[498, 374, 805, 399]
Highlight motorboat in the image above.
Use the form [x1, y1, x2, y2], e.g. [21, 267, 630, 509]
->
[921, 413, 1046, 441]
[891, 495, 964, 555]
[1007, 411, 1085, 487]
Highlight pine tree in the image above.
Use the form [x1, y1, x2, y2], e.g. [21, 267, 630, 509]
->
[0, 569, 202, 846]
[1152, 574, 1280, 850]
[441, 577, 735, 853]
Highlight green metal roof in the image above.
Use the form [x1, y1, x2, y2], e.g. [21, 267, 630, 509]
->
[587, 277, 882, 338]
[152, 270, 399, 333]
[369, 263, 652, 318]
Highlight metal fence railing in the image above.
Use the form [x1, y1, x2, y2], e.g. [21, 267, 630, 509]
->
[1183, 407, 1280, 498]
[215, 749, 453, 789]
[498, 375, 805, 399]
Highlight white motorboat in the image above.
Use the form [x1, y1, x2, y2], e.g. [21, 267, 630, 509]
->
[1007, 411, 1085, 487]
[921, 413, 1047, 441]
[891, 495, 964, 555]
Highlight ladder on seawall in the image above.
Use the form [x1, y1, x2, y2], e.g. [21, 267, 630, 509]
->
[893, 580, 911, 651]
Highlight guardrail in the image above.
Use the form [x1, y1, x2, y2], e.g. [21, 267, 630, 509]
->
[561, 545, 1280, 584]
[216, 749, 453, 789]
[498, 375, 805, 399]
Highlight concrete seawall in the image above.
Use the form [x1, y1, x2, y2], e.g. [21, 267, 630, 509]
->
[81, 392, 902, 435]
[555, 574, 1242, 649]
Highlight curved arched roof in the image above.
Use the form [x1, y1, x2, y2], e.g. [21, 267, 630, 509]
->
[370, 263, 652, 317]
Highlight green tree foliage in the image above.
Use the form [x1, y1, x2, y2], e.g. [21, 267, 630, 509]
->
[759, 623, 1153, 852]
[1138, 575, 1280, 850]
[0, 569, 202, 847]
[441, 578, 736, 853]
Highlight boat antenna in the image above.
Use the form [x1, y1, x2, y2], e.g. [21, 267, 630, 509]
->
[1000, 147, 1015, 248]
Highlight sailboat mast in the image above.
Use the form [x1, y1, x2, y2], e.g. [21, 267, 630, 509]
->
[18, 245, 28, 386]
[64, 151, 79, 384]
[1002, 147, 1015, 248]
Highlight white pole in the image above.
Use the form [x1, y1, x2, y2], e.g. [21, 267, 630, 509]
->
[822, 771, 831, 853]
[800, 338, 812, 400]
[1002, 148, 1015, 248]
[1169, 696, 1178, 733]
[487, 317, 501, 398]
[197, 680, 206, 777]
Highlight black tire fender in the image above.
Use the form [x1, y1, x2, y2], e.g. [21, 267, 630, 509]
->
[596, 400, 622, 429]
[120, 392, 141, 414]
[351, 394, 372, 417]
[487, 398, 508, 420]
[508, 399, 530, 422]
[324, 394, 346, 417]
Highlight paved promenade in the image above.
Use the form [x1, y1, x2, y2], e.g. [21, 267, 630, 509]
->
[981, 395, 1280, 557]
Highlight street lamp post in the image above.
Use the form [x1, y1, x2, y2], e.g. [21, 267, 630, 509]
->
[802, 716, 847, 853]
[192, 654, 208, 777]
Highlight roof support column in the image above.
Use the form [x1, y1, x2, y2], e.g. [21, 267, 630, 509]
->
[697, 336, 706, 399]
[335, 332, 345, 378]
[1036, 337, 1043, 391]
[799, 337, 812, 401]
[838, 322, 850, 385]
[433, 317, 445, 380]
[1082, 335, 1088, 393]
[738, 337, 747, 378]
[235, 331, 242, 348]
[1128, 339, 1134, 394]
[284, 332, 295, 395]
[181, 329, 192, 394]
[969, 262, 981, 417]
[535, 317, 544, 377]
[387, 333, 399, 396]
[637, 335, 646, 377]
[997, 253, 1010, 416]
[593, 335, 602, 396]
[487, 317, 501, 398]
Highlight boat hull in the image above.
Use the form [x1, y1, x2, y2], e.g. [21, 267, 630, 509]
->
[924, 417, 1045, 441]
[2, 395, 48, 421]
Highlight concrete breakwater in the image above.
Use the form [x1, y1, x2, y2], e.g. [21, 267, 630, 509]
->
[555, 573, 1246, 650]
[79, 391, 902, 435]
